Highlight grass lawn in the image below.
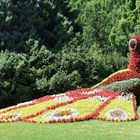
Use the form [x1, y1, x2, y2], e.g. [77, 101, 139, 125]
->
[0, 107, 140, 140]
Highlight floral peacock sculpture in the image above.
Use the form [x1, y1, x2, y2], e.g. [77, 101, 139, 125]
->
[0, 35, 140, 123]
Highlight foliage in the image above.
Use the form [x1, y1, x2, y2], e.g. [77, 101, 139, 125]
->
[76, 0, 140, 55]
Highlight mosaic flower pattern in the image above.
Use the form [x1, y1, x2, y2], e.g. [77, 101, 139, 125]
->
[106, 108, 129, 120]
[42, 108, 79, 121]
[0, 87, 138, 123]
[0, 113, 22, 121]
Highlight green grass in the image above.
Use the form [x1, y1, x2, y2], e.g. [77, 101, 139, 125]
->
[0, 107, 140, 140]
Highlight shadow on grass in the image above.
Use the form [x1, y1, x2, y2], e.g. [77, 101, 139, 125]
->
[136, 95, 140, 106]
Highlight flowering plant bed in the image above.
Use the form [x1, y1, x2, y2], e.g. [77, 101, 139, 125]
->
[0, 88, 138, 123]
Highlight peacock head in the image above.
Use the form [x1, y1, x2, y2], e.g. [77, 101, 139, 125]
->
[129, 35, 140, 52]
[128, 35, 140, 73]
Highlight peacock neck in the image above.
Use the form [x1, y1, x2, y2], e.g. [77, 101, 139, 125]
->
[128, 50, 140, 73]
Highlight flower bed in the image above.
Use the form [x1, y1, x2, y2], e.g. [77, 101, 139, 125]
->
[0, 88, 137, 123]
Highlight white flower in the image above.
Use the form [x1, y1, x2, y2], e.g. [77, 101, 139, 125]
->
[88, 96, 109, 102]
[118, 93, 133, 101]
[82, 89, 101, 95]
[53, 95, 73, 103]
[52, 93, 65, 97]
[16, 101, 34, 107]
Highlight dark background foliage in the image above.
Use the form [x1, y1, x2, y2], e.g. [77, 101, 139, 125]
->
[0, 0, 139, 108]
